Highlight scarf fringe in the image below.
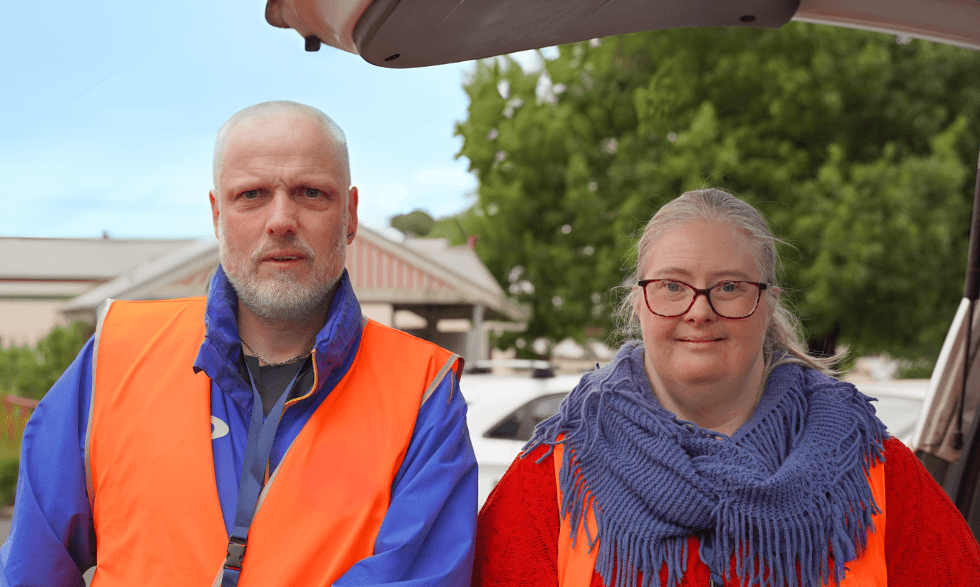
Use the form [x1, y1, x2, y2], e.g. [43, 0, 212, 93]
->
[525, 345, 887, 587]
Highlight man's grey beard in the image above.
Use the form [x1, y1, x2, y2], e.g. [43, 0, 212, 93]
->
[218, 221, 347, 323]
[224, 263, 341, 323]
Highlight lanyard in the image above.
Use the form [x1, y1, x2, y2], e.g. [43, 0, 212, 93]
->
[218, 359, 305, 586]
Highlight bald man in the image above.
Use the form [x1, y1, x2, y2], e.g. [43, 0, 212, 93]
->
[1, 101, 478, 587]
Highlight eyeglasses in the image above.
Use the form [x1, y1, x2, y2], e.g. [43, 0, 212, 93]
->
[637, 279, 769, 319]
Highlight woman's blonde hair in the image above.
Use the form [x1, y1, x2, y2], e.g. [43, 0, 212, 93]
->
[617, 188, 842, 376]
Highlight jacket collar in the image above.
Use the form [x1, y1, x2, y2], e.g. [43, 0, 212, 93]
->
[194, 265, 363, 411]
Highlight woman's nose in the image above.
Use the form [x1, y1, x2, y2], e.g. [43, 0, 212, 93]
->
[684, 292, 717, 323]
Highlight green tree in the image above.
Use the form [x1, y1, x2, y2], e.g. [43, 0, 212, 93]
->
[455, 24, 980, 358]
[390, 201, 484, 247]
[429, 202, 484, 247]
[0, 322, 92, 400]
[390, 209, 436, 238]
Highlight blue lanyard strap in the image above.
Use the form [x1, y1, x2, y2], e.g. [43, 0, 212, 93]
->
[220, 359, 304, 585]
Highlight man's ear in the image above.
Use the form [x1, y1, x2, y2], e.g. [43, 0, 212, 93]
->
[209, 190, 220, 238]
[346, 186, 359, 241]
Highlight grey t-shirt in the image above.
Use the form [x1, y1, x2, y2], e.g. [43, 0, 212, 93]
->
[243, 355, 315, 416]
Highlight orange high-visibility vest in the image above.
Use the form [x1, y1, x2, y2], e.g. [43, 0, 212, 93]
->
[554, 443, 887, 587]
[84, 298, 461, 586]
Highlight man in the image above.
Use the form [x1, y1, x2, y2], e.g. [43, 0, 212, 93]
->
[0, 101, 478, 586]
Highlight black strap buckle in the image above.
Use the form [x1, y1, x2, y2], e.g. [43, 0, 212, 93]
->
[224, 536, 247, 571]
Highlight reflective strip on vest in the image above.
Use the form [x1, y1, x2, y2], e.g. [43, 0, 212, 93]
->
[85, 298, 459, 586]
[553, 443, 887, 587]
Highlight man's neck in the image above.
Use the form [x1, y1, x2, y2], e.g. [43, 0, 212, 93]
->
[237, 301, 330, 365]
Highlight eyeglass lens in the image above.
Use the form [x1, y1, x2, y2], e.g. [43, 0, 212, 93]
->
[645, 281, 760, 318]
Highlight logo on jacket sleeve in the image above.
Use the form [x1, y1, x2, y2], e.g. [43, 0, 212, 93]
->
[211, 416, 230, 440]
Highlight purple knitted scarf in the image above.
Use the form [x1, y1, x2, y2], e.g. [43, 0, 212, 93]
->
[525, 343, 887, 587]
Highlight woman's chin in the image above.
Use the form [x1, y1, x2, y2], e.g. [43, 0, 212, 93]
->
[668, 359, 728, 386]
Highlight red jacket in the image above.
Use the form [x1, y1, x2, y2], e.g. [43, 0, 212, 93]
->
[474, 438, 980, 587]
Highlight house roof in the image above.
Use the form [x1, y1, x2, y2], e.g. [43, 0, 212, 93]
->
[62, 239, 218, 319]
[60, 227, 526, 322]
[349, 230, 524, 319]
[0, 236, 196, 299]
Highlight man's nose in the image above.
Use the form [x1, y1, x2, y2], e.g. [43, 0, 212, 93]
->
[266, 192, 299, 236]
[684, 292, 717, 323]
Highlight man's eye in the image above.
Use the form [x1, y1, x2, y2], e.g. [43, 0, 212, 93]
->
[241, 190, 259, 200]
[304, 188, 324, 198]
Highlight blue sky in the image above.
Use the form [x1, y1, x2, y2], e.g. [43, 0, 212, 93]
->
[1, 0, 500, 240]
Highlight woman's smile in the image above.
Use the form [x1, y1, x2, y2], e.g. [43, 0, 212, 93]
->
[637, 218, 771, 430]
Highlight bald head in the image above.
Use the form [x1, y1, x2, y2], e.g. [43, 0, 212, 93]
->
[212, 101, 350, 195]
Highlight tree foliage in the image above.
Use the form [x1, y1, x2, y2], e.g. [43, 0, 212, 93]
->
[455, 24, 980, 358]
[0, 322, 92, 400]
[390, 204, 484, 248]
[390, 209, 437, 238]
[428, 203, 484, 247]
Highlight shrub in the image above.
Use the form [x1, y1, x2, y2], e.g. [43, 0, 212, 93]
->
[0, 458, 19, 506]
[0, 322, 91, 401]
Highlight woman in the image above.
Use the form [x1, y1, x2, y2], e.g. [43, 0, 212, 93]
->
[473, 189, 980, 587]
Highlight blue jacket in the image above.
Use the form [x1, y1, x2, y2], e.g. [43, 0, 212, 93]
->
[0, 267, 478, 587]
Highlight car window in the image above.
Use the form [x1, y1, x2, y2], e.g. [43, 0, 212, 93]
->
[484, 393, 568, 441]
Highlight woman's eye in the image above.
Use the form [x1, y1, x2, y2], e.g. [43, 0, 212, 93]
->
[304, 188, 323, 198]
[719, 282, 738, 293]
[665, 281, 683, 292]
